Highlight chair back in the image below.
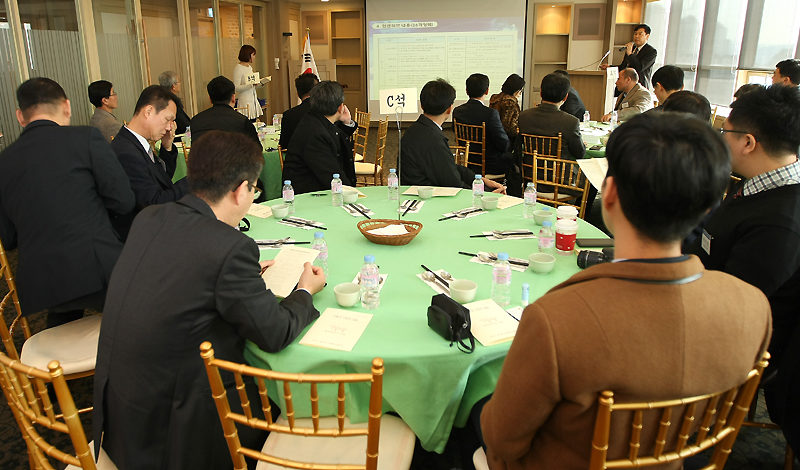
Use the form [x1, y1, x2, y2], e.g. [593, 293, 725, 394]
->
[373, 117, 389, 184]
[278, 146, 285, 171]
[524, 145, 590, 218]
[453, 120, 487, 176]
[200, 341, 384, 470]
[353, 109, 371, 161]
[234, 104, 250, 117]
[0, 352, 98, 469]
[711, 106, 719, 126]
[589, 353, 768, 470]
[518, 132, 562, 183]
[183, 143, 191, 164]
[0, 238, 30, 360]
[450, 144, 469, 166]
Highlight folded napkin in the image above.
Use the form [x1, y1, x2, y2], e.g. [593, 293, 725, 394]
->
[397, 200, 425, 214]
[255, 238, 296, 250]
[468, 251, 528, 272]
[442, 207, 487, 221]
[367, 224, 409, 236]
[416, 269, 455, 296]
[343, 203, 375, 217]
[277, 217, 325, 230]
[481, 230, 537, 241]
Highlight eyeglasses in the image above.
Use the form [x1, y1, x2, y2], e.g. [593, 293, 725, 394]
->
[719, 128, 759, 141]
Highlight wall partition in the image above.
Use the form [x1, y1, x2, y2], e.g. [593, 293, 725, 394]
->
[0, 9, 22, 149]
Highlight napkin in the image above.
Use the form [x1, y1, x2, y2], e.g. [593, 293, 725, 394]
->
[481, 230, 537, 241]
[343, 203, 375, 217]
[367, 224, 409, 236]
[255, 238, 297, 250]
[442, 207, 487, 221]
[416, 269, 455, 296]
[277, 217, 325, 230]
[468, 251, 528, 272]
[397, 200, 425, 214]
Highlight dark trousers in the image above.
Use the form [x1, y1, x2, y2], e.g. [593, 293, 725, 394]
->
[46, 289, 106, 328]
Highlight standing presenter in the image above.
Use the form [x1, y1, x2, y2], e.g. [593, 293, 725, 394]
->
[233, 45, 268, 121]
[601, 24, 657, 90]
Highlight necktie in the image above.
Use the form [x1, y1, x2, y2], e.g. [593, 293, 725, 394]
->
[149, 146, 166, 172]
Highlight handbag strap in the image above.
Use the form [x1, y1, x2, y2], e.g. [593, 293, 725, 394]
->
[454, 331, 476, 354]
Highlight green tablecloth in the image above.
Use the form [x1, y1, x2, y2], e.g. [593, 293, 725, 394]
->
[243, 187, 608, 453]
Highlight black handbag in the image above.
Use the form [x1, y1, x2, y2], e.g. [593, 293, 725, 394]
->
[427, 294, 475, 353]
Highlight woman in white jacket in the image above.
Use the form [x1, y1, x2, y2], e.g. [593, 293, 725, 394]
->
[233, 44, 263, 121]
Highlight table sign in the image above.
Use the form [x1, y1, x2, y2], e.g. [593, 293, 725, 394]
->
[247, 203, 272, 219]
[261, 246, 320, 298]
[577, 157, 608, 193]
[379, 88, 418, 114]
[404, 186, 461, 197]
[299, 308, 373, 351]
[245, 72, 271, 85]
[463, 299, 519, 346]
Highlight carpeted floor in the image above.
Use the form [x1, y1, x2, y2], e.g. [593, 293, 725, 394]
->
[0, 127, 795, 469]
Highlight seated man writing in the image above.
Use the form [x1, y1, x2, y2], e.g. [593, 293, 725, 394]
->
[400, 78, 505, 193]
[481, 112, 771, 470]
[94, 130, 325, 470]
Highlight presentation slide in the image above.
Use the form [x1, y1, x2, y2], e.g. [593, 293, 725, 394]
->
[366, 0, 526, 118]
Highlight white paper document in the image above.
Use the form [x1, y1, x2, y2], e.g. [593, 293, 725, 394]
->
[247, 203, 272, 219]
[577, 158, 608, 193]
[403, 186, 461, 197]
[464, 299, 519, 346]
[299, 308, 373, 351]
[261, 246, 320, 298]
[496, 196, 524, 210]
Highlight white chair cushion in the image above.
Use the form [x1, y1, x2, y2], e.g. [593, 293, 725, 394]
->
[20, 315, 101, 375]
[65, 440, 118, 470]
[473, 447, 489, 470]
[355, 153, 365, 162]
[355, 163, 381, 175]
[256, 415, 415, 470]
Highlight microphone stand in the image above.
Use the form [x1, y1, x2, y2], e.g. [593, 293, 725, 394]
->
[395, 106, 403, 220]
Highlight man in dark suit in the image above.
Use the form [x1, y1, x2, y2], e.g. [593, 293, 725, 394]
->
[159, 70, 191, 134]
[518, 73, 586, 161]
[554, 70, 587, 121]
[602, 24, 657, 90]
[93, 130, 326, 470]
[401, 78, 506, 193]
[111, 85, 189, 240]
[279, 72, 319, 150]
[282, 80, 357, 194]
[190, 76, 259, 144]
[452, 73, 513, 176]
[0, 78, 134, 327]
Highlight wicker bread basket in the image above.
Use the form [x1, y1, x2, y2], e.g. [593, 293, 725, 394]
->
[357, 219, 423, 246]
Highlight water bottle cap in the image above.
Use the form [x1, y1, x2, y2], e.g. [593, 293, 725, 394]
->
[333, 173, 340, 178]
[522, 283, 529, 290]
[314, 232, 324, 238]
[390, 168, 396, 173]
[543, 220, 552, 227]
[527, 182, 535, 187]
[364, 255, 375, 263]
[497, 252, 509, 261]
[284, 180, 291, 185]
[475, 174, 482, 179]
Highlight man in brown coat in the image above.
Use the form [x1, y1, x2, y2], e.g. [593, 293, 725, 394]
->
[480, 112, 771, 470]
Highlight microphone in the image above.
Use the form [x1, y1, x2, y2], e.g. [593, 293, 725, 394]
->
[618, 46, 627, 51]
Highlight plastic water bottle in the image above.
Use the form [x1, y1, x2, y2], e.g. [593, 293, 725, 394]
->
[331, 174, 343, 207]
[282, 180, 295, 214]
[539, 220, 555, 255]
[491, 252, 512, 307]
[182, 126, 191, 146]
[610, 110, 619, 129]
[311, 232, 328, 278]
[523, 182, 537, 219]
[387, 169, 399, 200]
[583, 110, 590, 123]
[360, 255, 380, 309]
[472, 174, 484, 209]
[521, 283, 530, 307]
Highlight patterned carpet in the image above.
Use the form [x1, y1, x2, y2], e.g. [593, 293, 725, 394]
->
[0, 130, 795, 468]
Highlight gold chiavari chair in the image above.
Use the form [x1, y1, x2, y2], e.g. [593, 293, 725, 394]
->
[0, 352, 117, 469]
[524, 148, 590, 219]
[200, 341, 415, 470]
[355, 118, 389, 186]
[454, 120, 504, 180]
[277, 146, 285, 171]
[518, 132, 562, 184]
[352, 109, 371, 162]
[450, 144, 469, 166]
[234, 104, 250, 117]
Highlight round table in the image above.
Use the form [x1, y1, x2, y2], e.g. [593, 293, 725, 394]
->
[581, 121, 612, 159]
[243, 186, 609, 453]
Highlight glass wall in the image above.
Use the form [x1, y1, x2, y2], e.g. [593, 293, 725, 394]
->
[141, 0, 189, 112]
[92, 0, 142, 122]
[245, 4, 268, 113]
[187, 0, 217, 112]
[219, 1, 240, 81]
[0, 4, 22, 150]
[18, 0, 91, 125]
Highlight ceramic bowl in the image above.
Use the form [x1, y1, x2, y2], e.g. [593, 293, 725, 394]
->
[481, 195, 500, 210]
[334, 283, 361, 307]
[272, 204, 289, 218]
[343, 190, 359, 204]
[449, 279, 478, 304]
[528, 253, 556, 274]
[418, 186, 434, 199]
[533, 210, 554, 225]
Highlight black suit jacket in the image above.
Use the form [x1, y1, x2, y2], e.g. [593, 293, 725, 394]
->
[0, 120, 134, 314]
[189, 103, 260, 144]
[282, 113, 357, 194]
[618, 43, 657, 89]
[400, 115, 475, 188]
[279, 98, 311, 150]
[562, 87, 587, 121]
[93, 194, 320, 470]
[111, 126, 189, 239]
[517, 103, 586, 161]
[452, 99, 512, 175]
[175, 98, 191, 135]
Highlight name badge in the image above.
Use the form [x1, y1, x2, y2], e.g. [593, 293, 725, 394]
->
[621, 102, 630, 109]
[701, 229, 712, 255]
